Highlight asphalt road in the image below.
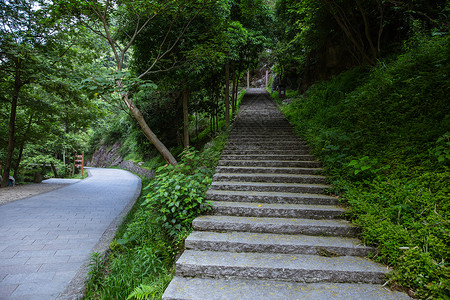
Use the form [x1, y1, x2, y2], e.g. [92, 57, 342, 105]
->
[0, 168, 141, 300]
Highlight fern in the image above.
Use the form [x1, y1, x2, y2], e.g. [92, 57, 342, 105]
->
[127, 284, 155, 300]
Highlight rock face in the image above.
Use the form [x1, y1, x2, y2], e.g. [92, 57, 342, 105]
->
[162, 88, 410, 300]
[88, 143, 123, 168]
[88, 143, 154, 179]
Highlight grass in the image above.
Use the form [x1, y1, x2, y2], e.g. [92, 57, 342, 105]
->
[275, 33, 449, 298]
[82, 125, 230, 300]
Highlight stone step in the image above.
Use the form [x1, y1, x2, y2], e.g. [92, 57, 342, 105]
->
[224, 144, 310, 151]
[226, 137, 305, 143]
[186, 231, 374, 256]
[214, 166, 323, 175]
[227, 140, 307, 146]
[213, 173, 327, 184]
[209, 201, 345, 219]
[220, 154, 317, 161]
[206, 190, 339, 205]
[210, 181, 330, 194]
[193, 215, 358, 237]
[218, 160, 321, 168]
[228, 134, 299, 139]
[221, 149, 310, 156]
[163, 277, 410, 300]
[175, 250, 388, 284]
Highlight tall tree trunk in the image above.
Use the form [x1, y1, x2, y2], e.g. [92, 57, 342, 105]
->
[231, 63, 237, 116]
[182, 88, 189, 149]
[355, 0, 378, 62]
[247, 69, 250, 88]
[224, 60, 230, 125]
[2, 75, 21, 187]
[118, 80, 177, 165]
[50, 162, 58, 178]
[13, 114, 33, 179]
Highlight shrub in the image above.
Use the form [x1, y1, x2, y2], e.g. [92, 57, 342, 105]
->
[142, 148, 213, 238]
[280, 33, 449, 297]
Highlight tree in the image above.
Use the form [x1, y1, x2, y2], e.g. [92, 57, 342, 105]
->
[53, 0, 214, 165]
[273, 0, 448, 89]
[0, 0, 106, 186]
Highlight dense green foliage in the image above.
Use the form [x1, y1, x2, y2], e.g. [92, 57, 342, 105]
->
[83, 132, 229, 300]
[273, 0, 448, 89]
[277, 33, 449, 298]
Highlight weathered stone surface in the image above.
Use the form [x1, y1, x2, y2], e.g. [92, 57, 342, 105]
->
[193, 215, 358, 237]
[220, 154, 317, 161]
[176, 250, 388, 284]
[209, 201, 345, 219]
[206, 190, 339, 205]
[163, 277, 410, 300]
[186, 231, 374, 256]
[210, 181, 330, 194]
[218, 159, 322, 168]
[214, 165, 323, 175]
[213, 173, 327, 184]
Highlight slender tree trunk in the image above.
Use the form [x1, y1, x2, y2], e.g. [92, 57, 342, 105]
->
[247, 69, 250, 88]
[324, 0, 376, 65]
[195, 113, 198, 141]
[182, 88, 189, 149]
[2, 75, 21, 187]
[231, 63, 237, 116]
[50, 162, 58, 178]
[224, 60, 230, 125]
[118, 80, 177, 165]
[13, 114, 33, 179]
[355, 0, 377, 62]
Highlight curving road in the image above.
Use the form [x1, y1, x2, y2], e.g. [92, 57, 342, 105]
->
[0, 168, 141, 300]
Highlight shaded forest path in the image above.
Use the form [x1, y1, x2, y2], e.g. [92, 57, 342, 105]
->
[162, 89, 410, 299]
[0, 168, 140, 300]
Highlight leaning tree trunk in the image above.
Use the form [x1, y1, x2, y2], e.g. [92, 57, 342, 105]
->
[120, 89, 177, 166]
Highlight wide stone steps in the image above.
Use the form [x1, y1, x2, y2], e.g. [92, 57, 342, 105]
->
[206, 190, 339, 205]
[213, 173, 327, 184]
[175, 250, 388, 284]
[220, 154, 317, 161]
[163, 277, 410, 300]
[193, 215, 358, 237]
[162, 89, 408, 299]
[209, 201, 345, 219]
[224, 144, 311, 151]
[218, 159, 321, 168]
[186, 231, 374, 256]
[226, 137, 306, 143]
[214, 165, 323, 175]
[226, 140, 307, 146]
[221, 149, 311, 155]
[210, 181, 330, 194]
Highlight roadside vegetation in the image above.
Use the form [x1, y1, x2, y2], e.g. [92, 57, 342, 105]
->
[83, 130, 229, 300]
[272, 32, 449, 298]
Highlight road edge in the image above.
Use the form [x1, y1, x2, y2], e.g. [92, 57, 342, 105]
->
[56, 170, 142, 300]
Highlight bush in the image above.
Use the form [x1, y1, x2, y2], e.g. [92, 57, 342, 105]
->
[280, 33, 450, 298]
[142, 148, 213, 238]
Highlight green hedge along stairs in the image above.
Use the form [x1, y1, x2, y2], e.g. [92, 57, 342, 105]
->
[162, 88, 410, 299]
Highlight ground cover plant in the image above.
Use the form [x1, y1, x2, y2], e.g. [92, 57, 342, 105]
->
[275, 33, 449, 298]
[82, 130, 229, 300]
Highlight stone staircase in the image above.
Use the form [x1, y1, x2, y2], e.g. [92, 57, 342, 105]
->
[162, 89, 409, 299]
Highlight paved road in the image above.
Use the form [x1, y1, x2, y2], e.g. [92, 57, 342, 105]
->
[0, 168, 141, 300]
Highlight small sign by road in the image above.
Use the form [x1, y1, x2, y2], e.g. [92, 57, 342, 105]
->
[74, 154, 84, 177]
